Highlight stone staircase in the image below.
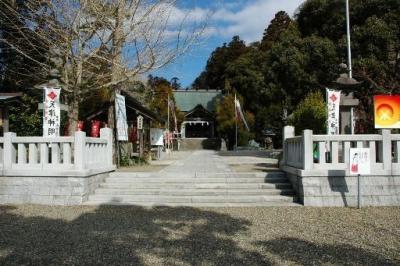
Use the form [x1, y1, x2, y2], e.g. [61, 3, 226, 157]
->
[85, 171, 298, 207]
[180, 138, 221, 150]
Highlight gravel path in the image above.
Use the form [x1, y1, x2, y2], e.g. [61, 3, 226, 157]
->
[1, 205, 399, 265]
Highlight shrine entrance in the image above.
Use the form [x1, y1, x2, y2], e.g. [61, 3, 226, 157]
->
[180, 105, 215, 139]
[184, 121, 214, 138]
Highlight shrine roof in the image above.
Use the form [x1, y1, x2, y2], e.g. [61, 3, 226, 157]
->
[173, 90, 222, 112]
[0, 93, 22, 102]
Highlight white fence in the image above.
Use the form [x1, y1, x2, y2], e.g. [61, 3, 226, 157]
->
[0, 128, 114, 176]
[282, 126, 397, 175]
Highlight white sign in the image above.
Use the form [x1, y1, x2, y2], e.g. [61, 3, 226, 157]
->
[43, 87, 61, 137]
[137, 115, 143, 130]
[115, 93, 128, 141]
[327, 89, 341, 135]
[349, 148, 371, 175]
[150, 128, 164, 146]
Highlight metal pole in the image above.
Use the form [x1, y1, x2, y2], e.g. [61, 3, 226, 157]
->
[167, 93, 170, 150]
[235, 94, 238, 151]
[351, 107, 355, 134]
[346, 0, 356, 135]
[357, 173, 361, 209]
[114, 90, 121, 168]
[346, 0, 352, 79]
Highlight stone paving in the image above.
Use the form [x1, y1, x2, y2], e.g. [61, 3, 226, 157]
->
[159, 150, 233, 175]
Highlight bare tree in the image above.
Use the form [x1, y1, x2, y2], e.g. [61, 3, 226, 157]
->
[1, 0, 206, 134]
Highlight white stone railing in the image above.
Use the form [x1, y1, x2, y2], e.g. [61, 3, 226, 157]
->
[282, 126, 396, 175]
[1, 128, 114, 176]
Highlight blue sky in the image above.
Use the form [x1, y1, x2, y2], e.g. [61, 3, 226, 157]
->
[152, 0, 305, 88]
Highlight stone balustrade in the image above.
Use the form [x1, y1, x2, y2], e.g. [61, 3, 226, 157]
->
[0, 128, 115, 205]
[282, 126, 396, 175]
[0, 128, 113, 177]
[281, 126, 400, 207]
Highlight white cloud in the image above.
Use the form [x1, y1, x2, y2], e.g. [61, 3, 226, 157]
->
[173, 0, 305, 43]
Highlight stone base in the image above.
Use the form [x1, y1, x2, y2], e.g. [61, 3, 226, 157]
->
[0, 172, 109, 205]
[284, 168, 400, 207]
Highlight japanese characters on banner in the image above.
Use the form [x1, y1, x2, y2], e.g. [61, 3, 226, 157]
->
[137, 115, 143, 130]
[43, 87, 61, 137]
[115, 93, 129, 141]
[349, 148, 371, 175]
[326, 89, 341, 135]
[374, 95, 400, 128]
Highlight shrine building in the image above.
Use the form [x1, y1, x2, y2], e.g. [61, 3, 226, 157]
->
[173, 90, 222, 139]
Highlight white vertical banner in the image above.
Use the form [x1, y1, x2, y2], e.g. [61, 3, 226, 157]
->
[234, 98, 250, 131]
[43, 87, 61, 137]
[115, 93, 128, 141]
[326, 88, 341, 135]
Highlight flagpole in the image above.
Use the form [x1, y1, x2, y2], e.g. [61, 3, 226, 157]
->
[167, 93, 170, 150]
[235, 93, 238, 151]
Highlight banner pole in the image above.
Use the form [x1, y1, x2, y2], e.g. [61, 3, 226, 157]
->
[357, 173, 361, 209]
[235, 94, 238, 151]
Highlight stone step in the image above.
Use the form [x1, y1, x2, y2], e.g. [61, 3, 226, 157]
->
[180, 138, 221, 151]
[103, 177, 288, 184]
[93, 188, 296, 196]
[83, 201, 301, 207]
[87, 194, 296, 204]
[109, 172, 285, 178]
[99, 182, 292, 190]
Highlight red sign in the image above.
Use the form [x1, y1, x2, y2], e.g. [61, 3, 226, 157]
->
[374, 95, 400, 128]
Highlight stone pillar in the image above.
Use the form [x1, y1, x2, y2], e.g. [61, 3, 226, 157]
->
[281, 126, 295, 167]
[100, 128, 113, 167]
[181, 122, 186, 139]
[302, 130, 313, 171]
[381, 129, 392, 171]
[74, 131, 86, 170]
[3, 132, 16, 170]
[3, 106, 9, 133]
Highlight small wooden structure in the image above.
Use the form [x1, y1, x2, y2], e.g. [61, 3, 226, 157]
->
[0, 93, 22, 135]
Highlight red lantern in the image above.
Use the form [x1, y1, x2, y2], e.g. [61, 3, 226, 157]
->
[91, 120, 101, 137]
[77, 121, 84, 131]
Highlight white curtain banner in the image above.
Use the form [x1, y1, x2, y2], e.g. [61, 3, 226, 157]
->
[43, 87, 61, 137]
[326, 88, 341, 135]
[115, 93, 129, 141]
[235, 98, 250, 131]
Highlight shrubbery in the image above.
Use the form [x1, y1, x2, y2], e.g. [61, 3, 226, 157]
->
[289, 91, 327, 134]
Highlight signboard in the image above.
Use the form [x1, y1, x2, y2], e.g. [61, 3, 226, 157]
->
[43, 87, 61, 137]
[326, 89, 341, 135]
[150, 128, 164, 146]
[349, 148, 370, 175]
[374, 95, 400, 128]
[115, 93, 128, 141]
[137, 115, 143, 130]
